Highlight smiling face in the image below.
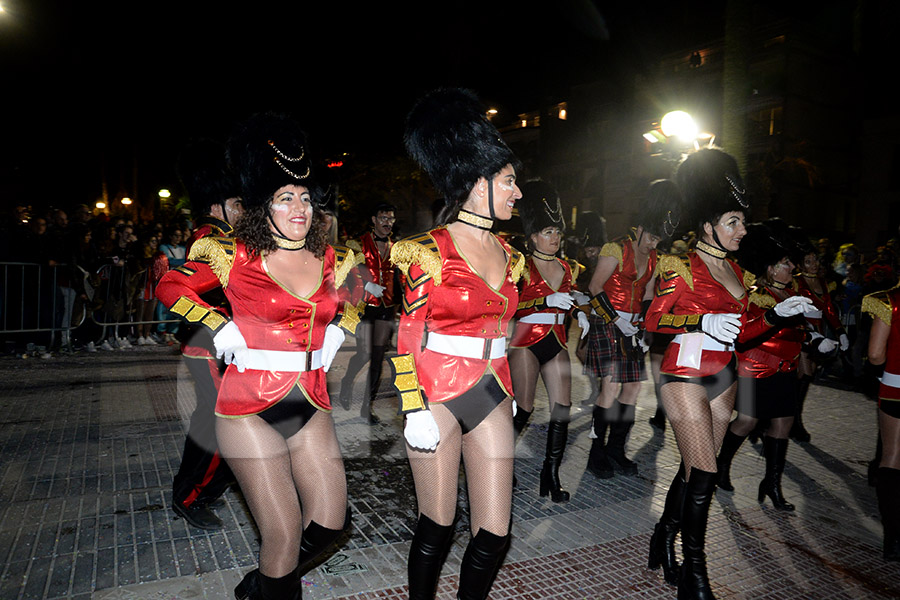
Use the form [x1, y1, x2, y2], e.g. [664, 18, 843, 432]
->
[768, 256, 795, 285]
[490, 164, 522, 221]
[703, 211, 746, 252]
[270, 184, 313, 241]
[801, 252, 819, 274]
[531, 226, 562, 255]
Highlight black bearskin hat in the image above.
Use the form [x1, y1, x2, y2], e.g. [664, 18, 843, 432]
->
[675, 147, 748, 231]
[176, 138, 240, 218]
[734, 222, 792, 279]
[403, 87, 520, 206]
[636, 179, 681, 239]
[576, 210, 607, 249]
[226, 112, 316, 210]
[518, 179, 565, 238]
[786, 224, 816, 264]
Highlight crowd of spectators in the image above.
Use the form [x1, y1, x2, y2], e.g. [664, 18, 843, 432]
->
[0, 203, 193, 353]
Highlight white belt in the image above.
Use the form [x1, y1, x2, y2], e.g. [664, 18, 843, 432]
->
[672, 334, 734, 352]
[426, 332, 507, 360]
[244, 348, 324, 372]
[883, 371, 900, 388]
[616, 310, 639, 322]
[518, 312, 566, 325]
[804, 308, 823, 319]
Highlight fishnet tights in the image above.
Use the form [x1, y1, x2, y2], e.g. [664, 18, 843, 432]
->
[508, 347, 572, 413]
[217, 410, 347, 578]
[660, 381, 736, 480]
[407, 397, 514, 537]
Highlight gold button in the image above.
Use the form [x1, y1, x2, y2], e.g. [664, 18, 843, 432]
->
[289, 322, 294, 328]
[486, 301, 492, 306]
[287, 338, 292, 343]
[302, 323, 308, 328]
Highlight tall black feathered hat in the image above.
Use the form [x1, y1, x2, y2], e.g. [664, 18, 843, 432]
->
[226, 112, 316, 210]
[518, 179, 565, 237]
[576, 210, 607, 249]
[403, 87, 520, 207]
[735, 221, 792, 278]
[675, 147, 748, 235]
[176, 138, 240, 219]
[636, 179, 681, 240]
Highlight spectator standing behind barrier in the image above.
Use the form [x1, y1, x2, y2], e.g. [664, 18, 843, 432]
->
[97, 224, 138, 350]
[339, 202, 398, 424]
[155, 227, 186, 343]
[134, 233, 166, 346]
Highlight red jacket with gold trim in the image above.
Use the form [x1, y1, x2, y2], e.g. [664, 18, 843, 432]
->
[862, 286, 900, 402]
[795, 274, 844, 336]
[156, 238, 358, 416]
[510, 256, 573, 348]
[391, 227, 524, 405]
[600, 234, 658, 315]
[646, 251, 777, 377]
[346, 232, 396, 308]
[736, 284, 807, 378]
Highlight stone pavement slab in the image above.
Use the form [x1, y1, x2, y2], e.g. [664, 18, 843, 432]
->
[0, 330, 895, 599]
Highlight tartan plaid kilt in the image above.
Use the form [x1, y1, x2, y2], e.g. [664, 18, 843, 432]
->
[583, 317, 646, 383]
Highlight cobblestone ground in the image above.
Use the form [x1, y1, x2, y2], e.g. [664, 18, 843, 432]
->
[0, 328, 896, 599]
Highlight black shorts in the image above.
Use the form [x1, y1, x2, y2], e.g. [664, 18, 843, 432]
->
[659, 356, 737, 401]
[440, 376, 508, 434]
[257, 386, 319, 439]
[736, 372, 799, 419]
[881, 399, 900, 419]
[363, 305, 397, 322]
[526, 334, 566, 366]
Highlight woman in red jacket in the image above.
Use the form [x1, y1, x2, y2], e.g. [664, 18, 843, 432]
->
[716, 221, 837, 510]
[390, 88, 524, 600]
[157, 114, 358, 600]
[644, 148, 811, 598]
[509, 179, 589, 502]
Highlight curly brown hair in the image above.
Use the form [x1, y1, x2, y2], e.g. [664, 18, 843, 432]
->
[235, 202, 328, 258]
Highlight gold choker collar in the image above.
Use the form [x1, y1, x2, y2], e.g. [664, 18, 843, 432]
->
[770, 280, 788, 290]
[273, 235, 306, 250]
[532, 250, 557, 261]
[801, 271, 817, 278]
[696, 240, 728, 259]
[457, 210, 493, 231]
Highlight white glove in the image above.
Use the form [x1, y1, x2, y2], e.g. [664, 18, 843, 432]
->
[364, 282, 386, 298]
[405, 410, 440, 451]
[614, 316, 639, 337]
[512, 399, 518, 417]
[701, 313, 742, 344]
[774, 296, 814, 318]
[572, 291, 590, 305]
[213, 321, 249, 373]
[321, 324, 345, 372]
[816, 337, 839, 353]
[545, 292, 575, 310]
[638, 330, 653, 353]
[839, 333, 849, 351]
[576, 311, 590, 339]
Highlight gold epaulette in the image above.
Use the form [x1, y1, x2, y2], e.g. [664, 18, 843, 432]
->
[655, 253, 693, 291]
[749, 286, 777, 309]
[345, 239, 363, 253]
[743, 270, 757, 290]
[331, 245, 364, 288]
[510, 249, 526, 284]
[862, 290, 892, 326]
[570, 260, 583, 282]
[599, 241, 624, 271]
[390, 232, 443, 285]
[827, 280, 837, 293]
[188, 236, 235, 288]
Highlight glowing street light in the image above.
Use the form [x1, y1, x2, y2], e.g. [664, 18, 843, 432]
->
[121, 197, 132, 205]
[158, 189, 171, 199]
[660, 110, 698, 142]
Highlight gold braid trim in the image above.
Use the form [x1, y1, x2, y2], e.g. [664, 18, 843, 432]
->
[345, 239, 363, 253]
[743, 270, 757, 290]
[862, 292, 892, 327]
[188, 236, 235, 288]
[510, 250, 526, 284]
[749, 287, 777, 309]
[390, 233, 443, 286]
[655, 253, 693, 291]
[599, 241, 624, 271]
[330, 245, 360, 288]
[338, 301, 365, 334]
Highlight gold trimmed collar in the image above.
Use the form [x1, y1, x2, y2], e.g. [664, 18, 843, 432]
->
[696, 240, 727, 259]
[457, 209, 493, 231]
[532, 250, 557, 262]
[273, 235, 306, 250]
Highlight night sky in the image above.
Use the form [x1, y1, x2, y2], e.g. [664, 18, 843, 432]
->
[0, 0, 869, 213]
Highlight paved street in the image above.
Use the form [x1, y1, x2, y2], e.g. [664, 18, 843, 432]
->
[0, 327, 896, 599]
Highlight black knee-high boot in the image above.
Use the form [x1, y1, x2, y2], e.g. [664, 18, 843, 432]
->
[587, 405, 613, 479]
[235, 508, 351, 600]
[678, 468, 718, 600]
[648, 463, 686, 586]
[649, 404, 666, 431]
[758, 436, 795, 511]
[715, 429, 747, 492]
[790, 377, 811, 442]
[457, 528, 511, 600]
[512, 407, 533, 441]
[408, 514, 456, 600]
[258, 566, 302, 600]
[606, 402, 638, 475]
[540, 404, 570, 502]
[876, 467, 900, 561]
